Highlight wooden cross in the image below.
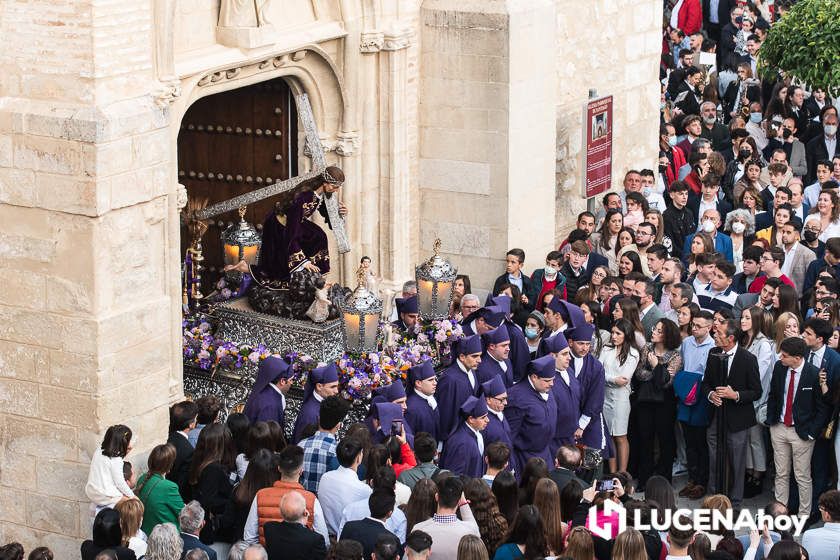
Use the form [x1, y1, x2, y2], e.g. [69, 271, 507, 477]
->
[195, 93, 350, 254]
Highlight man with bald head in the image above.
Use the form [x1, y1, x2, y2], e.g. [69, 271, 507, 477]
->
[264, 491, 327, 560]
[682, 208, 734, 263]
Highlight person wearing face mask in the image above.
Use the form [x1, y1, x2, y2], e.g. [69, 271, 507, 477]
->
[524, 311, 546, 359]
[744, 101, 769, 151]
[723, 209, 756, 274]
[660, 123, 687, 186]
[806, 110, 839, 184]
[781, 117, 808, 178]
[779, 217, 815, 299]
[682, 209, 734, 264]
[800, 215, 826, 261]
[531, 250, 566, 312]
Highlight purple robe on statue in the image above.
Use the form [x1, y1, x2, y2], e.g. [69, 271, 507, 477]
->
[550, 370, 582, 458]
[476, 353, 514, 387]
[405, 393, 440, 442]
[506, 380, 558, 471]
[253, 190, 330, 282]
[436, 361, 479, 441]
[571, 355, 608, 452]
[292, 396, 321, 444]
[439, 423, 485, 478]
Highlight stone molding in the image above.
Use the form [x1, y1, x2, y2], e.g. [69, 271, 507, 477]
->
[360, 30, 385, 53]
[360, 25, 413, 53]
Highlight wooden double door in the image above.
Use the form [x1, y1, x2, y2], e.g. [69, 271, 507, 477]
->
[178, 77, 299, 289]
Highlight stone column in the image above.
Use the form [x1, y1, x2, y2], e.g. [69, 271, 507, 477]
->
[0, 0, 178, 555]
[419, 0, 557, 289]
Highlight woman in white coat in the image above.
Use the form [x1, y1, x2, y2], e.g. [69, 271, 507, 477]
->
[602, 318, 640, 474]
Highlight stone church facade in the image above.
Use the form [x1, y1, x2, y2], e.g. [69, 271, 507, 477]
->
[0, 0, 661, 553]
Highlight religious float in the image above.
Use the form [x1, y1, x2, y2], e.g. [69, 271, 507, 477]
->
[180, 94, 464, 438]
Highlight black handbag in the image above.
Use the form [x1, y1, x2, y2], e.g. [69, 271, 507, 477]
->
[635, 363, 668, 404]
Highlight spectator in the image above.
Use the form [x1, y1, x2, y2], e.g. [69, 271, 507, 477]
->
[179, 501, 218, 560]
[299, 395, 351, 493]
[413, 477, 480, 560]
[81, 508, 137, 560]
[371, 534, 401, 560]
[404, 478, 438, 534]
[801, 490, 840, 560]
[27, 548, 53, 560]
[188, 423, 236, 544]
[457, 535, 488, 560]
[136, 443, 186, 535]
[404, 531, 433, 560]
[85, 425, 135, 514]
[319, 437, 372, 537]
[261, 491, 326, 560]
[189, 396, 223, 447]
[0, 544, 23, 560]
[339, 489, 399, 560]
[168, 400, 199, 500]
[564, 526, 595, 560]
[145, 523, 183, 560]
[340, 466, 407, 543]
[115, 498, 147, 559]
[463, 478, 508, 556]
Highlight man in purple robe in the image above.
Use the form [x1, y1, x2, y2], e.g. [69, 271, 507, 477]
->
[292, 362, 340, 443]
[391, 295, 419, 333]
[480, 375, 514, 469]
[439, 396, 490, 478]
[370, 401, 408, 445]
[538, 299, 585, 357]
[366, 381, 414, 446]
[477, 326, 514, 387]
[506, 355, 558, 471]
[436, 334, 483, 441]
[566, 323, 609, 475]
[460, 306, 506, 336]
[487, 295, 530, 381]
[542, 334, 580, 457]
[405, 360, 440, 442]
[243, 356, 294, 430]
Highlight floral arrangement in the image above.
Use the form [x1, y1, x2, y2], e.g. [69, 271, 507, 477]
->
[182, 314, 464, 401]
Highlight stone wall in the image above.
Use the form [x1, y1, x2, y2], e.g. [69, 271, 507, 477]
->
[0, 0, 178, 554]
[554, 0, 663, 239]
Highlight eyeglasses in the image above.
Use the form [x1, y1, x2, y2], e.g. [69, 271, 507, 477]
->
[691, 322, 709, 329]
[760, 256, 773, 261]
[593, 271, 607, 278]
[491, 396, 509, 404]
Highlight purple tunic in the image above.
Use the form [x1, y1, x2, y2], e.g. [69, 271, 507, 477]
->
[244, 388, 285, 428]
[292, 396, 321, 444]
[439, 423, 485, 478]
[506, 379, 558, 471]
[405, 393, 440, 441]
[550, 370, 582, 458]
[436, 362, 480, 441]
[254, 190, 330, 282]
[483, 411, 515, 472]
[505, 322, 530, 384]
[476, 353, 514, 388]
[572, 355, 608, 451]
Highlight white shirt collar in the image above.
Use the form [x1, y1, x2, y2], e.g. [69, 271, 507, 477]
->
[415, 391, 437, 410]
[270, 383, 287, 408]
[314, 392, 324, 403]
[489, 409, 504, 422]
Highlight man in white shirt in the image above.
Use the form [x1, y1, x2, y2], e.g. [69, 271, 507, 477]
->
[665, 519, 694, 560]
[317, 437, 371, 536]
[802, 490, 840, 560]
[338, 466, 407, 543]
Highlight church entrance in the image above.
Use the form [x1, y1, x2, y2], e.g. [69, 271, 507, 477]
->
[178, 77, 299, 291]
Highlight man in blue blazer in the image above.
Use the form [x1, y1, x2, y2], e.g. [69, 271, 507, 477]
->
[682, 208, 734, 264]
[179, 501, 217, 560]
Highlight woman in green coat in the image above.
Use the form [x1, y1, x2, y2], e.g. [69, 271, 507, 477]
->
[136, 443, 185, 535]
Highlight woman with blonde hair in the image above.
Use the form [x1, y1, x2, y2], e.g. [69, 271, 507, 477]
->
[532, 478, 565, 556]
[611, 528, 648, 560]
[115, 498, 146, 559]
[458, 534, 490, 560]
[699, 494, 732, 548]
[564, 526, 595, 560]
[772, 312, 801, 354]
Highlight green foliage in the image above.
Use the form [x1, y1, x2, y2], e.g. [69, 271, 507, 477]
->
[758, 0, 840, 94]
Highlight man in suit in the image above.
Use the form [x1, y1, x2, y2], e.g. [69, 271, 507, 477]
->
[682, 209, 734, 263]
[766, 337, 828, 518]
[633, 277, 664, 338]
[339, 489, 400, 560]
[492, 248, 538, 312]
[780, 219, 817, 298]
[687, 177, 733, 231]
[733, 276, 779, 319]
[702, 0, 735, 42]
[179, 501, 217, 560]
[803, 238, 840, 297]
[265, 491, 327, 560]
[549, 445, 587, 493]
[168, 400, 198, 501]
[700, 319, 762, 507]
[806, 111, 839, 183]
[673, 67, 703, 117]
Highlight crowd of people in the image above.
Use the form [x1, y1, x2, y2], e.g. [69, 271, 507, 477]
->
[4, 1, 840, 560]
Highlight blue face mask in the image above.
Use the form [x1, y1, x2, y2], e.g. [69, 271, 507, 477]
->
[750, 112, 762, 123]
[524, 327, 539, 340]
[668, 135, 678, 146]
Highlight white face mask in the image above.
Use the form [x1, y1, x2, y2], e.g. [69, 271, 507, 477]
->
[701, 220, 716, 233]
[544, 265, 557, 276]
[825, 124, 838, 136]
[668, 135, 678, 146]
[731, 221, 746, 234]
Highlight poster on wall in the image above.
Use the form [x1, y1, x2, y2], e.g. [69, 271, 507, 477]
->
[582, 95, 613, 199]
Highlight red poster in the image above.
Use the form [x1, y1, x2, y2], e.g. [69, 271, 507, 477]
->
[583, 95, 613, 199]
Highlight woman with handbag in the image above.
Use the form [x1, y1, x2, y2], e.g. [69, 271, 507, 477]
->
[632, 319, 682, 490]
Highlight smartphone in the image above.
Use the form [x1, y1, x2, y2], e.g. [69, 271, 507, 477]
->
[597, 479, 614, 492]
[391, 420, 402, 436]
